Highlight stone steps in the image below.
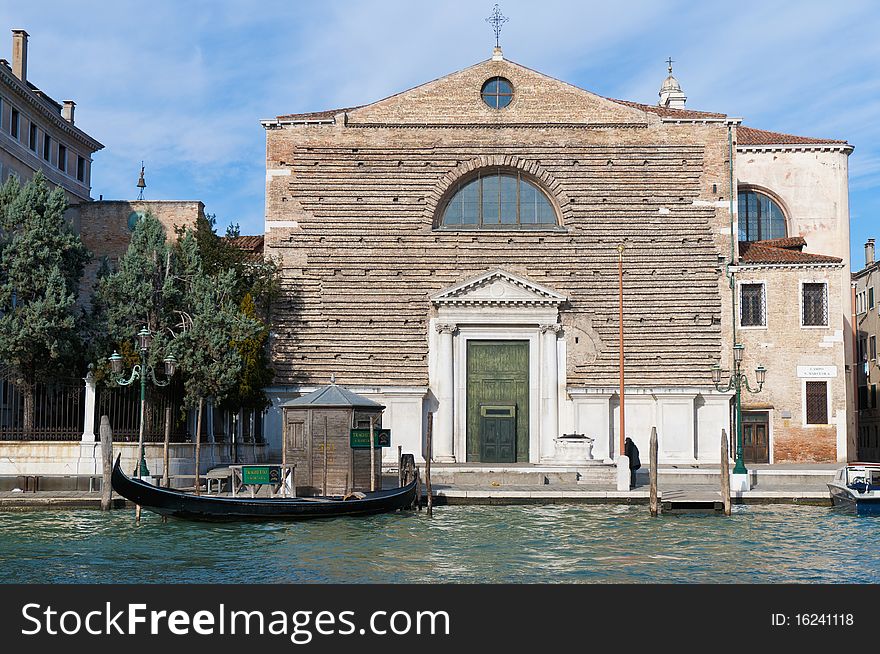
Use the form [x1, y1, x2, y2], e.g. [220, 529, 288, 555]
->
[426, 463, 617, 487]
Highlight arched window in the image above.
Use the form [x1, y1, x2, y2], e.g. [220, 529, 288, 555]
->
[440, 169, 557, 228]
[738, 189, 787, 242]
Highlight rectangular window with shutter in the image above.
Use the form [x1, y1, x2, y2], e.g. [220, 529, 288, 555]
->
[802, 282, 828, 327]
[287, 421, 304, 450]
[740, 283, 766, 327]
[805, 381, 828, 425]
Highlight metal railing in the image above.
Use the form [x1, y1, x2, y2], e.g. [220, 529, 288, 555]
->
[95, 384, 189, 443]
[0, 376, 85, 441]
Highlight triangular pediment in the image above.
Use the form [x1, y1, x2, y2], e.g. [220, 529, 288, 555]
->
[431, 270, 567, 306]
[347, 57, 652, 127]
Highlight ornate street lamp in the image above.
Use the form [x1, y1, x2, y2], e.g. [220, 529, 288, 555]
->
[108, 326, 177, 479]
[712, 343, 766, 476]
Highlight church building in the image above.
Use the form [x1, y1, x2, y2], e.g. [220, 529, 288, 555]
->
[260, 45, 854, 467]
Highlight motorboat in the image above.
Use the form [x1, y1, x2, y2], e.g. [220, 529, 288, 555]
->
[827, 463, 880, 515]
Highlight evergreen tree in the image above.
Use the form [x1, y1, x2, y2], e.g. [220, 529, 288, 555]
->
[181, 213, 278, 409]
[93, 213, 179, 375]
[0, 172, 90, 431]
[223, 292, 274, 411]
[172, 230, 262, 492]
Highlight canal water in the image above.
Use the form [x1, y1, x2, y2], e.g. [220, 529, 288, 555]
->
[0, 504, 876, 583]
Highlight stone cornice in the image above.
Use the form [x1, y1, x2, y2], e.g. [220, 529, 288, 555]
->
[346, 122, 649, 130]
[662, 117, 742, 125]
[432, 269, 568, 307]
[737, 143, 853, 154]
[732, 262, 845, 271]
[0, 66, 104, 152]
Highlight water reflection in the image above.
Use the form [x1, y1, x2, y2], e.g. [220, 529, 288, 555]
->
[0, 505, 876, 583]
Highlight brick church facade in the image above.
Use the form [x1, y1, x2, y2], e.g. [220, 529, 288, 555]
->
[261, 48, 854, 466]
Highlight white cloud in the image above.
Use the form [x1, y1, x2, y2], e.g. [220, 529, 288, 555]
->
[0, 0, 877, 236]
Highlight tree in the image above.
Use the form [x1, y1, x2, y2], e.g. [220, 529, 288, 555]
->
[224, 292, 274, 411]
[0, 172, 90, 432]
[93, 212, 179, 370]
[185, 212, 279, 317]
[181, 213, 278, 410]
[172, 231, 262, 493]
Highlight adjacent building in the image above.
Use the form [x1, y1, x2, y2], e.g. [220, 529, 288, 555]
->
[854, 238, 880, 461]
[0, 29, 102, 202]
[261, 47, 855, 466]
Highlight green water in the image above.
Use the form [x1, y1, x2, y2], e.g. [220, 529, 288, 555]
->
[0, 505, 875, 583]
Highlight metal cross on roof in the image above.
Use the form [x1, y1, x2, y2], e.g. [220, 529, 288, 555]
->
[486, 4, 508, 48]
[666, 56, 675, 73]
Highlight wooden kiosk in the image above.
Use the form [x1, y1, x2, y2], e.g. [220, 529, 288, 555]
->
[280, 381, 385, 496]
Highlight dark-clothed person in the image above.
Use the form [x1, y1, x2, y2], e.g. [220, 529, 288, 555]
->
[624, 437, 641, 488]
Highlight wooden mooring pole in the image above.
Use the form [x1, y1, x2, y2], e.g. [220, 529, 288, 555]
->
[426, 413, 434, 517]
[162, 405, 171, 523]
[369, 418, 376, 492]
[323, 416, 329, 496]
[100, 416, 113, 511]
[721, 429, 731, 516]
[162, 405, 171, 489]
[649, 426, 659, 517]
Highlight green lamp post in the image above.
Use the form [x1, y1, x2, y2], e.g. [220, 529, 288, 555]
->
[109, 327, 177, 479]
[712, 343, 767, 475]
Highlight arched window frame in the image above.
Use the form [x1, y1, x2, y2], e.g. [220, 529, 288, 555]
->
[436, 167, 563, 230]
[737, 185, 790, 242]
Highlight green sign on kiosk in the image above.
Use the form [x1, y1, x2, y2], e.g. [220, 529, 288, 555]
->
[349, 428, 391, 449]
[241, 465, 281, 485]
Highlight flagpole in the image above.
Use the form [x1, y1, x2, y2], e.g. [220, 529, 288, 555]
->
[617, 243, 626, 458]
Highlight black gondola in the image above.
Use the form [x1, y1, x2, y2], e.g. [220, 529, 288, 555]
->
[111, 456, 418, 522]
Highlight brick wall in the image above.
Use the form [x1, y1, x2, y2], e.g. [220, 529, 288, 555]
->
[69, 200, 204, 305]
[264, 58, 735, 389]
[737, 265, 847, 462]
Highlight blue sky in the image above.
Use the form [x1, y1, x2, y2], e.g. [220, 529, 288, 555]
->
[2, 0, 878, 264]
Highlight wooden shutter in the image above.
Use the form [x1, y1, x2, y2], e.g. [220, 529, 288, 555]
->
[805, 381, 828, 424]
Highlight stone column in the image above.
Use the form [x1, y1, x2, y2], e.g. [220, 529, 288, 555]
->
[540, 324, 562, 462]
[81, 367, 97, 442]
[77, 367, 99, 474]
[433, 323, 456, 462]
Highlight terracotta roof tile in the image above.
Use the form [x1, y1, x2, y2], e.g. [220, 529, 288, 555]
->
[605, 98, 727, 119]
[737, 126, 848, 146]
[754, 236, 807, 250]
[738, 240, 842, 265]
[276, 106, 363, 121]
[225, 235, 264, 261]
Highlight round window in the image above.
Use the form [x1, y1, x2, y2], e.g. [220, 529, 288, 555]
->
[481, 77, 513, 109]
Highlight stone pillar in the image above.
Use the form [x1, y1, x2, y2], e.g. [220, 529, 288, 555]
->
[81, 367, 97, 442]
[77, 367, 100, 474]
[540, 324, 562, 462]
[433, 323, 456, 462]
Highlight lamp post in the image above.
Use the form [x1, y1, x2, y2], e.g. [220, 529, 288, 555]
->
[109, 326, 177, 479]
[711, 343, 767, 476]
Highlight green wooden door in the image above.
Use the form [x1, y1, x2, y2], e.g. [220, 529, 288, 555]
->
[467, 341, 529, 463]
[479, 405, 517, 463]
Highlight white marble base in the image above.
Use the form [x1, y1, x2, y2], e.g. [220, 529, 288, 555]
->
[553, 436, 594, 463]
[730, 472, 751, 492]
[617, 455, 631, 491]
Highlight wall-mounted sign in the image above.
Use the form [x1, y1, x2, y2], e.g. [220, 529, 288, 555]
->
[797, 365, 837, 379]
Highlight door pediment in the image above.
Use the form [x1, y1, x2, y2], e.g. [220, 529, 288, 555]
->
[431, 269, 567, 307]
